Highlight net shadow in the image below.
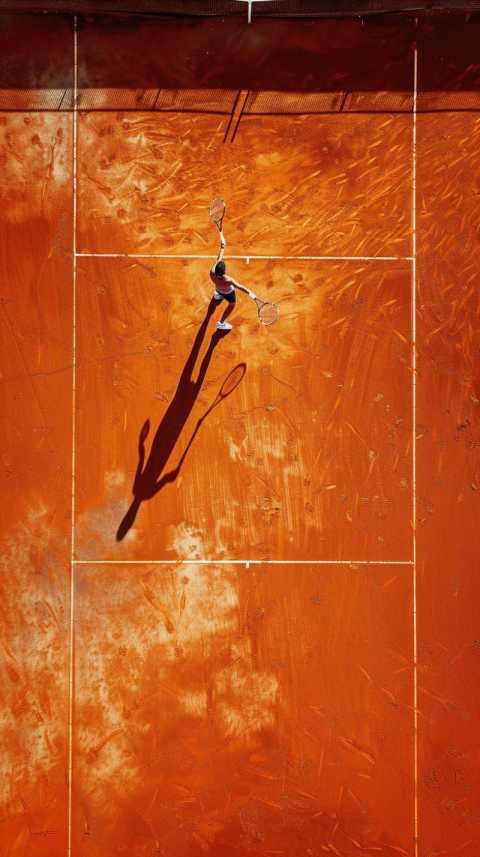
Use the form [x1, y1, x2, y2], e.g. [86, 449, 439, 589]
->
[2, 13, 480, 114]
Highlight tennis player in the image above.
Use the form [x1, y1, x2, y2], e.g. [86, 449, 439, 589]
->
[210, 240, 250, 330]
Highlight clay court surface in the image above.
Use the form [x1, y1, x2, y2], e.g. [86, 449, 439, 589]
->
[0, 9, 479, 857]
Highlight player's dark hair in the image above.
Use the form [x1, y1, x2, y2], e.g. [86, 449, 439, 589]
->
[215, 261, 226, 276]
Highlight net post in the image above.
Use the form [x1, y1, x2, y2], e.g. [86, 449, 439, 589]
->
[248, 0, 252, 23]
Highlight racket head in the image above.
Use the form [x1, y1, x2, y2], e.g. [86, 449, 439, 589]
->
[210, 197, 225, 227]
[258, 302, 279, 326]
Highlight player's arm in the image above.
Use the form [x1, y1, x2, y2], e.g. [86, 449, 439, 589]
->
[211, 243, 226, 274]
[229, 277, 250, 295]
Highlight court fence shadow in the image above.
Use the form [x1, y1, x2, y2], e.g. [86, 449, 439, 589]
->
[117, 300, 245, 541]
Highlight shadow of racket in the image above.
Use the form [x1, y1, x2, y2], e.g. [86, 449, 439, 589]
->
[156, 362, 247, 489]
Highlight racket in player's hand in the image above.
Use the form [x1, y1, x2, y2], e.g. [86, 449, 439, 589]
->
[245, 289, 279, 326]
[210, 197, 226, 247]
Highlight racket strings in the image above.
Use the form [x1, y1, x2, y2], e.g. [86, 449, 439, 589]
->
[258, 303, 279, 325]
[210, 198, 225, 225]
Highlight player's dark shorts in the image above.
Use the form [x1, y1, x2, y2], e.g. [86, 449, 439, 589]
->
[214, 288, 236, 303]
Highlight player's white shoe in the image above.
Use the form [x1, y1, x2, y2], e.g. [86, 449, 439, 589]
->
[216, 320, 232, 330]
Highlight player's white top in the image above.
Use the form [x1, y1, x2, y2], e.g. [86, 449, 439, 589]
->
[210, 269, 235, 294]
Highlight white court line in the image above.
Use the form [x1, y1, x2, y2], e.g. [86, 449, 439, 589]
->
[73, 559, 413, 565]
[68, 18, 77, 857]
[412, 44, 418, 857]
[76, 253, 412, 261]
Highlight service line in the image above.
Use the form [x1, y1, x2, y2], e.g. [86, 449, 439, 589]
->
[76, 253, 412, 261]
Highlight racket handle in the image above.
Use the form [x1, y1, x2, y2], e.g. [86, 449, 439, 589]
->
[246, 289, 257, 299]
[220, 231, 226, 247]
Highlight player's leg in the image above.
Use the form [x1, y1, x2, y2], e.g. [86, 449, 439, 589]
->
[216, 291, 236, 330]
[219, 302, 235, 324]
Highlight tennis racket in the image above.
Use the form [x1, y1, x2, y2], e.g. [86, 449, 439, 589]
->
[210, 197, 226, 247]
[245, 289, 279, 326]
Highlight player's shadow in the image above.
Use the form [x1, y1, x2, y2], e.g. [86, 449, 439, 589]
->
[117, 300, 227, 541]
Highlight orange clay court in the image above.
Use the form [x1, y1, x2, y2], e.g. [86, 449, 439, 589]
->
[0, 4, 479, 857]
